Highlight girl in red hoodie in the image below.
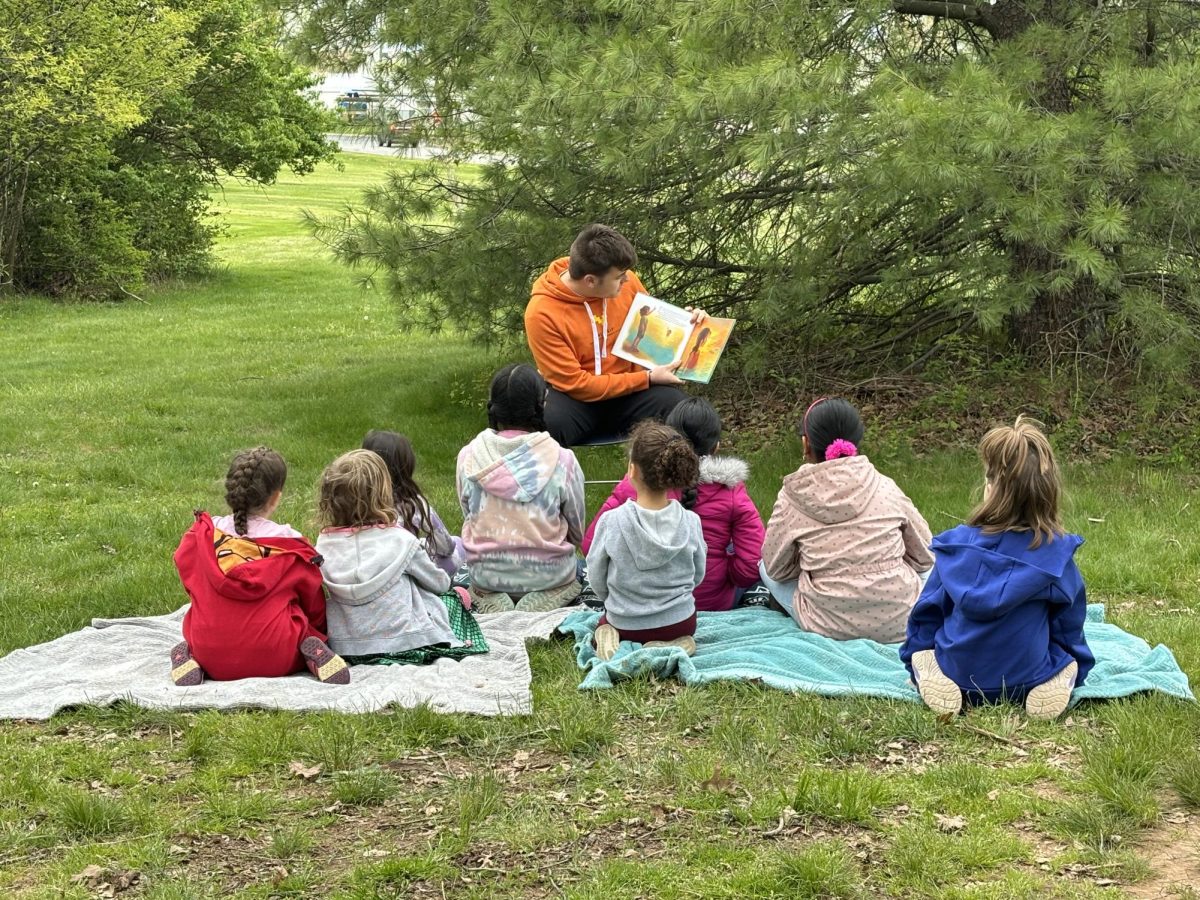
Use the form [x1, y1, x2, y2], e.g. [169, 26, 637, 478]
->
[170, 447, 349, 685]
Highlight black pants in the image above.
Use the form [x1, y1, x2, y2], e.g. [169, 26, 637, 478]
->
[545, 385, 689, 448]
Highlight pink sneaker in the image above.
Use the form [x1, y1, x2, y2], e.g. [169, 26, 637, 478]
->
[170, 641, 205, 687]
[300, 637, 350, 685]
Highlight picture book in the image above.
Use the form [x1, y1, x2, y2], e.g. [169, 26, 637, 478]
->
[612, 293, 735, 384]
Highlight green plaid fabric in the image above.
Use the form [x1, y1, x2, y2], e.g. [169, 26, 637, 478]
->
[343, 591, 489, 667]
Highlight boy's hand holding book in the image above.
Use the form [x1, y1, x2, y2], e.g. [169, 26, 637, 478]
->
[649, 361, 684, 386]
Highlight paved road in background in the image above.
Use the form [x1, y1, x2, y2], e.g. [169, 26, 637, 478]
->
[326, 133, 443, 159]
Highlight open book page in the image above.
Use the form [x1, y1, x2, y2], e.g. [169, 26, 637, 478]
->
[611, 293, 696, 369]
[675, 317, 736, 384]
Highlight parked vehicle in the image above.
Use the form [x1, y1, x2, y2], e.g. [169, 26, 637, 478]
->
[335, 92, 379, 123]
[381, 117, 419, 148]
[378, 109, 442, 148]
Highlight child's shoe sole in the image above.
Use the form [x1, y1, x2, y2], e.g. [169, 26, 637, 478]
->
[300, 637, 351, 685]
[1025, 660, 1078, 720]
[471, 590, 515, 614]
[911, 649, 962, 716]
[643, 635, 697, 656]
[170, 641, 205, 686]
[594, 624, 620, 661]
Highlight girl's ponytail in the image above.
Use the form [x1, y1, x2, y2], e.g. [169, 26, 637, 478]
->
[629, 422, 700, 493]
[968, 416, 1063, 548]
[665, 397, 721, 510]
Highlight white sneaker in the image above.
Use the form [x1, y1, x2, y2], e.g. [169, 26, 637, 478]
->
[643, 635, 697, 656]
[1025, 660, 1078, 720]
[911, 649, 962, 716]
[594, 624, 620, 661]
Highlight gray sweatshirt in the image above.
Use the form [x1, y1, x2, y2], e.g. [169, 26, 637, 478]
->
[585, 500, 706, 631]
[316, 524, 456, 657]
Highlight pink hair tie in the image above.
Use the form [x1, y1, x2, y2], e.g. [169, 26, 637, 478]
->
[825, 439, 857, 461]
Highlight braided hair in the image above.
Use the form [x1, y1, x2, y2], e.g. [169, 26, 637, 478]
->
[665, 398, 721, 510]
[628, 421, 700, 493]
[224, 447, 288, 536]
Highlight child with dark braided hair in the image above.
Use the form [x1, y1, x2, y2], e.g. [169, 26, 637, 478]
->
[170, 447, 350, 685]
[586, 421, 707, 660]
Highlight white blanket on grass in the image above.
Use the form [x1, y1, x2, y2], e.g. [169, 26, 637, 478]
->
[0, 605, 572, 720]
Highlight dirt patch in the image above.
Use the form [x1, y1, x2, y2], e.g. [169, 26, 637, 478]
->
[1029, 780, 1070, 803]
[451, 807, 686, 895]
[866, 737, 944, 774]
[1125, 808, 1200, 899]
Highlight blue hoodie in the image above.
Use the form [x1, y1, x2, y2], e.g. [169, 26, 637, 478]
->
[899, 524, 1095, 701]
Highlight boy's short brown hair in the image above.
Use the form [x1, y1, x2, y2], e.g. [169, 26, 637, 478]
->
[567, 224, 637, 279]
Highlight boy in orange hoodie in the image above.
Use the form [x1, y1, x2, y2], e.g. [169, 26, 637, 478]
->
[525, 224, 699, 447]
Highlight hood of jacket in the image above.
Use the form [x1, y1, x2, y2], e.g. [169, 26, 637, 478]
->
[530, 257, 593, 306]
[933, 524, 1083, 621]
[699, 455, 749, 488]
[530, 257, 625, 379]
[616, 502, 693, 571]
[780, 454, 881, 525]
[317, 525, 420, 606]
[462, 429, 563, 502]
[177, 512, 319, 603]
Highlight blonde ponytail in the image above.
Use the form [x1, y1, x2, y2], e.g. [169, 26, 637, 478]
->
[967, 416, 1063, 548]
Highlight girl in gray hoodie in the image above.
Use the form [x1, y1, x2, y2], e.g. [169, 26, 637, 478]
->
[586, 422, 707, 660]
[316, 450, 471, 660]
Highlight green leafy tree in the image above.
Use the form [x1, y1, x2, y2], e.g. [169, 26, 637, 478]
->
[0, 0, 335, 297]
[293, 0, 1200, 381]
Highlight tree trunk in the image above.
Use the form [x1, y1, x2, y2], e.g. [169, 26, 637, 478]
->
[991, 1, 1108, 353]
[894, 1, 1112, 354]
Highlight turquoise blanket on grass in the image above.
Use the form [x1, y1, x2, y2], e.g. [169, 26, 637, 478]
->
[557, 605, 1194, 704]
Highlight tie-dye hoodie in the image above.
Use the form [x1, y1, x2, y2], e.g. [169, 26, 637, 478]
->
[456, 429, 585, 594]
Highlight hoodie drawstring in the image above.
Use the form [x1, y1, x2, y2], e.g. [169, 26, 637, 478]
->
[583, 299, 609, 376]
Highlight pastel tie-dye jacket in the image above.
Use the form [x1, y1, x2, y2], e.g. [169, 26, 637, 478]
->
[456, 429, 585, 594]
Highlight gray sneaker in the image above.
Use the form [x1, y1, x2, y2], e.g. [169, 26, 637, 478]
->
[911, 649, 962, 716]
[643, 635, 697, 656]
[1025, 660, 1078, 720]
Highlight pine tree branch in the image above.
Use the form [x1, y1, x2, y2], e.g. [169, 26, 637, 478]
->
[891, 2, 997, 38]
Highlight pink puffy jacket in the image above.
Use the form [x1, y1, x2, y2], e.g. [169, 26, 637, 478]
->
[582, 456, 765, 611]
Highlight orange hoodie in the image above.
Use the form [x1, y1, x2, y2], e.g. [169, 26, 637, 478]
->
[525, 258, 652, 402]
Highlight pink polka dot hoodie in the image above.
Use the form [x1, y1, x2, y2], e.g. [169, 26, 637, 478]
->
[762, 454, 934, 643]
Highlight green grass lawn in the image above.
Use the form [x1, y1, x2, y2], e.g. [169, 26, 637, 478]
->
[0, 152, 1197, 899]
